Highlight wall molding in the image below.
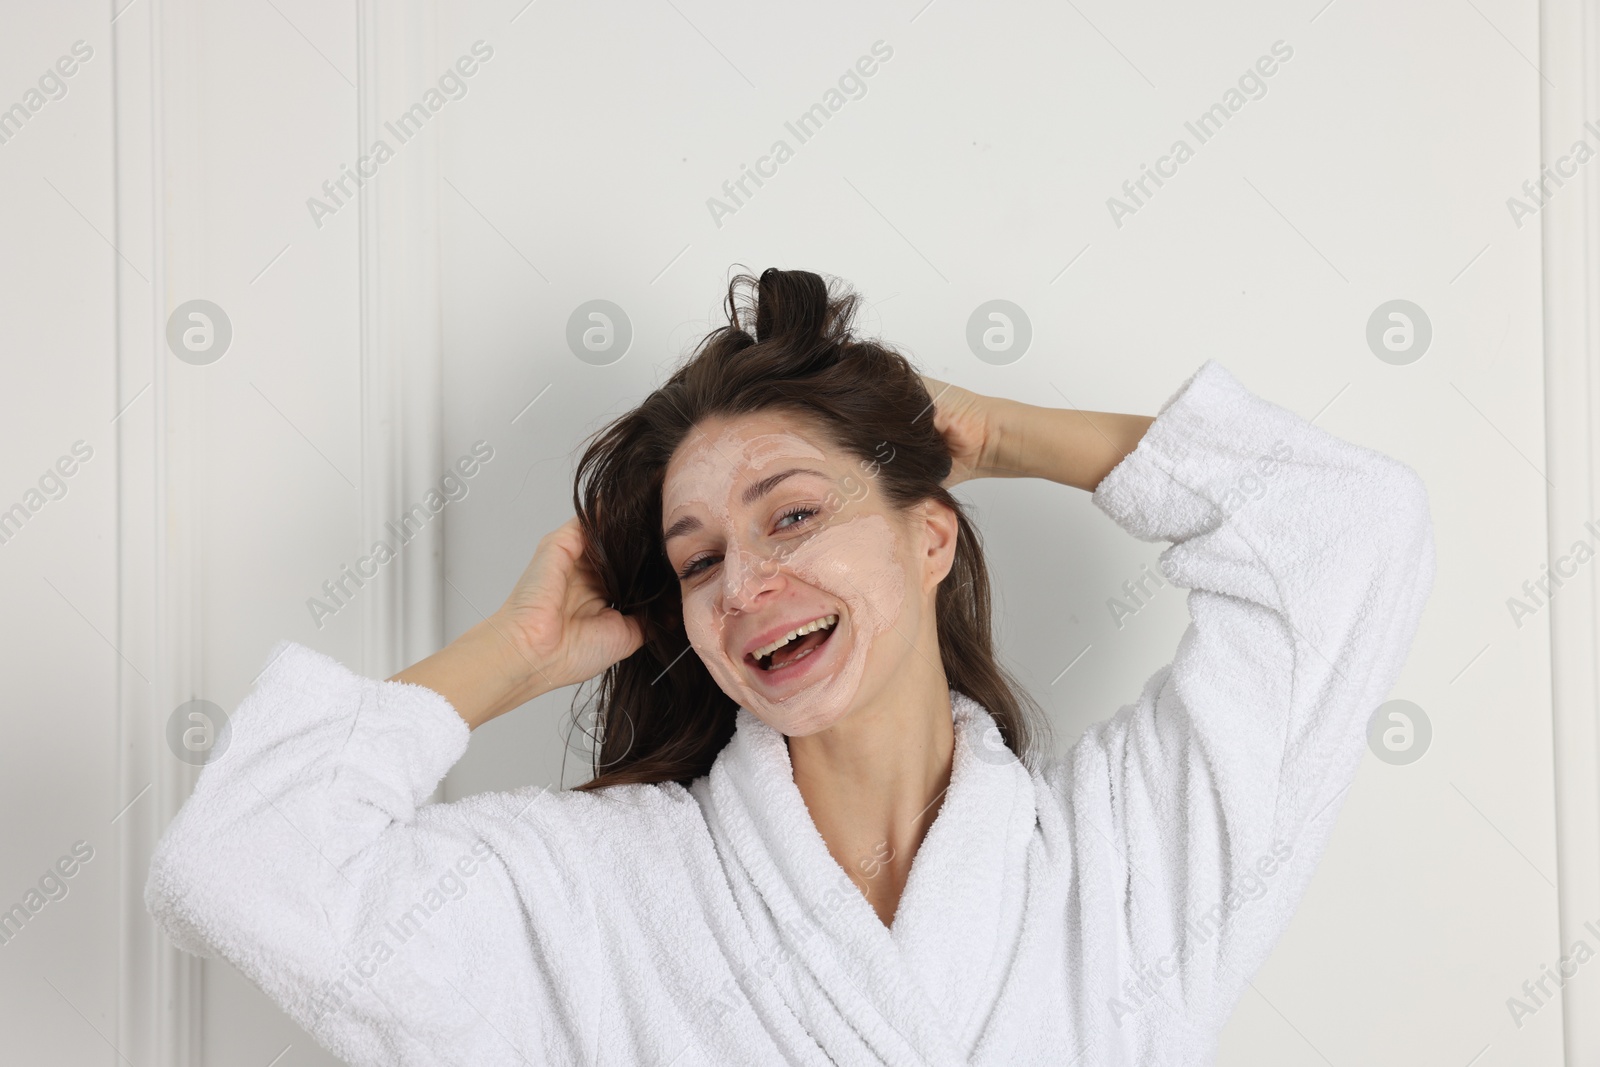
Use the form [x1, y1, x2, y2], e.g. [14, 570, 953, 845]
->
[1541, 0, 1600, 1061]
[357, 0, 445, 682]
[115, 0, 203, 1062]
[116, 0, 444, 1059]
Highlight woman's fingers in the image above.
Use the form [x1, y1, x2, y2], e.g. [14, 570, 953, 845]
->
[919, 375, 992, 486]
[600, 608, 645, 660]
[920, 376, 953, 427]
[512, 516, 645, 683]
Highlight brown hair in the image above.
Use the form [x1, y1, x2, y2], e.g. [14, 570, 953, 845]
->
[569, 267, 1045, 790]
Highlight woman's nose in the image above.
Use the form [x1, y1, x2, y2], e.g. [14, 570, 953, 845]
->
[720, 540, 783, 613]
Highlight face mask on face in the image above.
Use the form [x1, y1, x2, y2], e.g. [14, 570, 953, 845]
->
[665, 426, 907, 736]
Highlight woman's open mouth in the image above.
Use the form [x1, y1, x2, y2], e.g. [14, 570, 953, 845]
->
[745, 614, 839, 675]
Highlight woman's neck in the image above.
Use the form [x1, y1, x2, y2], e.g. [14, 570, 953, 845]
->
[786, 665, 955, 928]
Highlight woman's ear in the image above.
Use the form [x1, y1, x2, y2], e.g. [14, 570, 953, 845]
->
[918, 498, 960, 590]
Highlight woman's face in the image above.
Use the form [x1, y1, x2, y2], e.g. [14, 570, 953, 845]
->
[660, 409, 951, 736]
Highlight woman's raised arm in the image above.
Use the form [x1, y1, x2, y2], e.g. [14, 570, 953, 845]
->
[390, 516, 641, 728]
[145, 520, 643, 1065]
[926, 361, 1434, 1054]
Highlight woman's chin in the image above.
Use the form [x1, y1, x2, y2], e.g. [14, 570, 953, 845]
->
[756, 702, 853, 739]
[740, 658, 861, 738]
[741, 673, 854, 736]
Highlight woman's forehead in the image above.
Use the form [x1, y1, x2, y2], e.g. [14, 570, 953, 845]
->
[662, 413, 834, 512]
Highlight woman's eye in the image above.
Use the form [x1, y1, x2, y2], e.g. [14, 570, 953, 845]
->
[678, 555, 718, 580]
[674, 508, 816, 580]
[775, 506, 819, 531]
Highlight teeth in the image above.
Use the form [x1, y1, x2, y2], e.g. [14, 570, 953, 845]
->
[752, 615, 838, 661]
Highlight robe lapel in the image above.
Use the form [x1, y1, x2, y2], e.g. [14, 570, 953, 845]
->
[695, 691, 1037, 1065]
[888, 693, 1038, 1054]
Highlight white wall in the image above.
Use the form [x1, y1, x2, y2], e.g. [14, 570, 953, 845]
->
[1, 0, 1595, 1065]
[0, 5, 122, 1065]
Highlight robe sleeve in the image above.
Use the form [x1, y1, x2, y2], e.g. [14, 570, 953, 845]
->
[1054, 358, 1435, 1035]
[144, 641, 604, 1066]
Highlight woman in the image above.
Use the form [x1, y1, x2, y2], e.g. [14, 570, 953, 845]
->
[146, 268, 1435, 1066]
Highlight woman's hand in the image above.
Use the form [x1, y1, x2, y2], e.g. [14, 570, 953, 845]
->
[920, 376, 1011, 487]
[494, 517, 644, 693]
[390, 517, 642, 729]
[920, 375, 1156, 493]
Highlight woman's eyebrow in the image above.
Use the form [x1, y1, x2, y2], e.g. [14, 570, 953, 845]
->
[740, 467, 826, 506]
[662, 467, 827, 541]
[663, 515, 702, 543]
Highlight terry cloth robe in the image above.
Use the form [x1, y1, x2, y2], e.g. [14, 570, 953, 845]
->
[145, 358, 1436, 1066]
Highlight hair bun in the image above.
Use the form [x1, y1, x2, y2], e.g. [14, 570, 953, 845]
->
[753, 268, 832, 346]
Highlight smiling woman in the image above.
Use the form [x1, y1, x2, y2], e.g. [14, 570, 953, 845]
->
[145, 267, 1436, 1066]
[567, 267, 1044, 794]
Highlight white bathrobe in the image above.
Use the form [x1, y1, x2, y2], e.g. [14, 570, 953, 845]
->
[145, 359, 1435, 1066]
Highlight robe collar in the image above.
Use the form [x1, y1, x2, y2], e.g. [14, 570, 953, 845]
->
[695, 689, 1039, 1064]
